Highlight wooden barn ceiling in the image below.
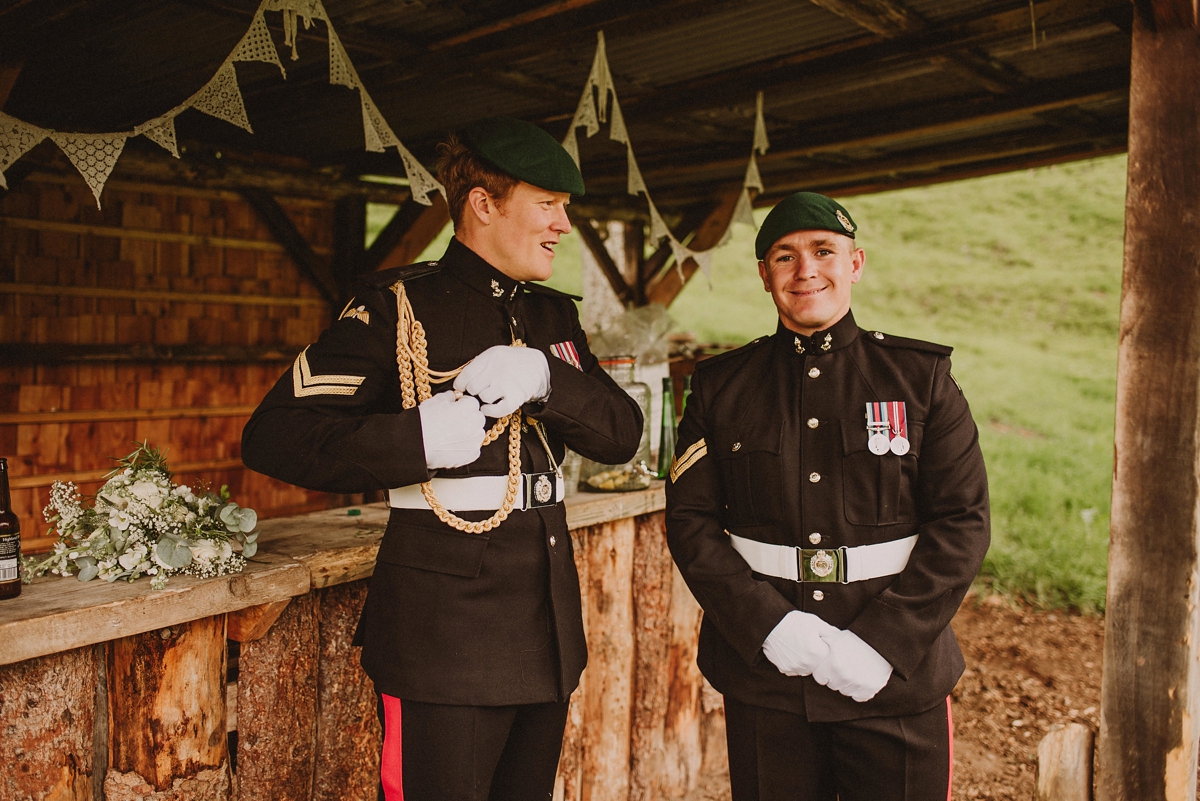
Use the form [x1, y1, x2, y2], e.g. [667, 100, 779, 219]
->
[0, 0, 1131, 216]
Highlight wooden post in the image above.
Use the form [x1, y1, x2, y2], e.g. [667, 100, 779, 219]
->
[0, 647, 98, 800]
[1097, 5, 1200, 801]
[629, 511, 674, 801]
[1038, 723, 1095, 801]
[234, 594, 319, 801]
[105, 616, 231, 800]
[556, 527, 590, 801]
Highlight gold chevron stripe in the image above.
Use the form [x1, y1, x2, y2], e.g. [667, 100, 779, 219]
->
[292, 346, 366, 397]
[670, 438, 707, 483]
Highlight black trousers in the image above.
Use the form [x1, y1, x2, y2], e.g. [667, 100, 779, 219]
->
[377, 693, 569, 801]
[724, 695, 952, 801]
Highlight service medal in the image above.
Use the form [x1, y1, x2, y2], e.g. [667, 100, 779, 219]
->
[888, 401, 910, 455]
[866, 402, 891, 455]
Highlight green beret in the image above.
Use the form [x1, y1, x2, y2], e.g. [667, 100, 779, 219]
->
[462, 116, 585, 196]
[755, 192, 857, 259]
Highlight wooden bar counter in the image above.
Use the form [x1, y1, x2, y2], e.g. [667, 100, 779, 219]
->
[0, 483, 727, 801]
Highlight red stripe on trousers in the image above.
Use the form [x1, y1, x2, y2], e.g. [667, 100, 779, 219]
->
[382, 694, 404, 800]
[946, 696, 954, 801]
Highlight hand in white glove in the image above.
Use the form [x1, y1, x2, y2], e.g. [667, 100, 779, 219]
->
[811, 629, 894, 702]
[761, 610, 841, 677]
[453, 345, 551, 418]
[419, 392, 486, 469]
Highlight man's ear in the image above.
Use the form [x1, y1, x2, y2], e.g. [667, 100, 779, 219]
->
[758, 260, 771, 292]
[466, 187, 494, 226]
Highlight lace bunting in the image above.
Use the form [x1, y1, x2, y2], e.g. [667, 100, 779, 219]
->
[50, 132, 127, 208]
[0, 113, 48, 190]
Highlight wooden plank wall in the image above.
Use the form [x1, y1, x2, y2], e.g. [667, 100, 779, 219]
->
[0, 175, 366, 550]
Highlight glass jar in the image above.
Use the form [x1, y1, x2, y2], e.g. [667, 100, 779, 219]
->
[578, 356, 654, 492]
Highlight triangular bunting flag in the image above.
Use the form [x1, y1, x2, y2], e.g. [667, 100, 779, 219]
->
[51, 132, 127, 208]
[626, 146, 646, 196]
[561, 128, 580, 168]
[136, 113, 182, 158]
[0, 113, 48, 190]
[692, 248, 714, 281]
[648, 200, 671, 243]
[609, 93, 628, 145]
[717, 224, 735, 248]
[233, 11, 285, 78]
[588, 31, 613, 123]
[396, 143, 444, 206]
[743, 153, 764, 194]
[731, 187, 757, 228]
[328, 28, 357, 88]
[190, 62, 254, 133]
[570, 80, 600, 139]
[668, 237, 691, 283]
[753, 90, 770, 155]
[360, 93, 398, 153]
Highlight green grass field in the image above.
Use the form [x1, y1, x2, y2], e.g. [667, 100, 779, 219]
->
[375, 154, 1128, 611]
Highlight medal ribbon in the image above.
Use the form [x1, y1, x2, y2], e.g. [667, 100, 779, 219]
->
[866, 402, 890, 434]
[888, 401, 907, 442]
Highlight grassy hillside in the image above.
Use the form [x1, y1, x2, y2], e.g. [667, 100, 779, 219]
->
[381, 154, 1127, 611]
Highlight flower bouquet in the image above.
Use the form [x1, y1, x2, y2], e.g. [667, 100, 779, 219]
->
[24, 442, 259, 590]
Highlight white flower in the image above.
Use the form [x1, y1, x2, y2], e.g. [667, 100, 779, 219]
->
[118, 544, 148, 571]
[108, 509, 132, 531]
[190, 539, 220, 562]
[129, 480, 165, 509]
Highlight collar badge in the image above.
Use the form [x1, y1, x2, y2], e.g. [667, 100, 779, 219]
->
[821, 333, 832, 352]
[794, 336, 805, 354]
[491, 279, 504, 298]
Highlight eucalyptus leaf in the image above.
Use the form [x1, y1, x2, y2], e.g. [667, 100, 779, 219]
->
[242, 541, 258, 558]
[243, 531, 259, 544]
[155, 538, 192, 569]
[218, 503, 238, 528]
[235, 509, 257, 533]
[77, 562, 99, 582]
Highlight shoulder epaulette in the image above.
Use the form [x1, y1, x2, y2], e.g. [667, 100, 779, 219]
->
[695, 336, 770, 371]
[361, 260, 443, 289]
[524, 283, 583, 301]
[863, 330, 953, 357]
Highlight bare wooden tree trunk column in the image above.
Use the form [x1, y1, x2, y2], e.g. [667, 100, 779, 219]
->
[1097, 6, 1200, 801]
[105, 616, 230, 800]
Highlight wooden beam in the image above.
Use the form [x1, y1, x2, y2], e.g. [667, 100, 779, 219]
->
[571, 212, 637, 306]
[646, 187, 743, 307]
[227, 600, 293, 643]
[332, 194, 367, 300]
[1096, 2, 1200, 798]
[0, 343, 300, 364]
[0, 281, 326, 308]
[375, 193, 451, 272]
[429, 0, 610, 50]
[362, 197, 435, 274]
[238, 187, 339, 309]
[0, 405, 256, 425]
[0, 60, 21, 111]
[641, 205, 718, 285]
[9, 459, 247, 491]
[807, 0, 924, 36]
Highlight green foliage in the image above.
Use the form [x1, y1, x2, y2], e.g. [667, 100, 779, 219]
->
[671, 155, 1128, 612]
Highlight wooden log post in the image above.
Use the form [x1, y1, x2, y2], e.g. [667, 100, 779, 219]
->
[1038, 723, 1095, 801]
[105, 616, 231, 800]
[311, 581, 380, 801]
[1096, 4, 1200, 801]
[0, 646, 99, 801]
[556, 527, 590, 801]
[233, 595, 319, 801]
[629, 511, 674, 801]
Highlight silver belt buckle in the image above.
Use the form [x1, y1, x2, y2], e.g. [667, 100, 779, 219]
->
[799, 547, 848, 583]
[523, 471, 557, 510]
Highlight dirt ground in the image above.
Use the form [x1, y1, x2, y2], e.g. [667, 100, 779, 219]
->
[685, 592, 1106, 800]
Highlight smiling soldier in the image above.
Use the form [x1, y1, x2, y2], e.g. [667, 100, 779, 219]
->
[242, 116, 643, 800]
[666, 192, 990, 800]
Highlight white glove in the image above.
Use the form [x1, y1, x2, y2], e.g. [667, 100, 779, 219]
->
[419, 392, 486, 469]
[812, 629, 894, 702]
[453, 345, 551, 418]
[761, 610, 840, 677]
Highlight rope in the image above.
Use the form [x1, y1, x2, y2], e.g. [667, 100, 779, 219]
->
[394, 280, 523, 533]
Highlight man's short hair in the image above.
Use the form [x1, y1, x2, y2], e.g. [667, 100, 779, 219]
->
[436, 134, 519, 229]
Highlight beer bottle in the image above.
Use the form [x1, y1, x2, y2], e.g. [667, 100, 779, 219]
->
[656, 377, 677, 479]
[0, 458, 20, 598]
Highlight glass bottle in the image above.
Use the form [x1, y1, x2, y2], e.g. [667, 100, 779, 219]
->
[656, 376, 677, 479]
[578, 356, 654, 491]
[0, 458, 21, 599]
[681, 374, 693, 414]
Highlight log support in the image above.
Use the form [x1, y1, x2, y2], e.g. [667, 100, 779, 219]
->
[238, 187, 340, 309]
[1038, 723, 1095, 801]
[372, 193, 451, 273]
[1096, 4, 1200, 800]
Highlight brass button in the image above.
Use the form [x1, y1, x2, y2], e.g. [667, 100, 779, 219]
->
[809, 532, 821, 544]
[807, 418, 819, 429]
[549, 536, 557, 547]
[872, 331, 884, 340]
[812, 590, 825, 601]
[808, 367, 820, 378]
[732, 442, 741, 452]
[809, 472, 821, 483]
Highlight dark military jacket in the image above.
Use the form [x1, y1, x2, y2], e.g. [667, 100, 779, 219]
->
[665, 310, 989, 722]
[242, 237, 643, 706]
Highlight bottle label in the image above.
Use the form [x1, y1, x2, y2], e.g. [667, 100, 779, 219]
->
[0, 534, 19, 582]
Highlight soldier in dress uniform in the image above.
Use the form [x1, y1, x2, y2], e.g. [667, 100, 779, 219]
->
[242, 116, 643, 801]
[665, 192, 990, 801]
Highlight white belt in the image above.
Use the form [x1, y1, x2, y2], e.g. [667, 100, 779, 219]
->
[389, 474, 565, 512]
[728, 532, 917, 584]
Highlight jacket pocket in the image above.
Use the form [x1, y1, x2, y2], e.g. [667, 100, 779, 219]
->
[376, 520, 489, 578]
[713, 425, 784, 526]
[840, 419, 923, 526]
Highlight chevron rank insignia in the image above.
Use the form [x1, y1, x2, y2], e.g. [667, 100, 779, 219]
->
[670, 438, 707, 483]
[292, 346, 366, 397]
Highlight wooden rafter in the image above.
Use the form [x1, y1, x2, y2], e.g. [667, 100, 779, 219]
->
[374, 193, 451, 272]
[646, 187, 744, 307]
[238, 187, 340, 309]
[0, 60, 22, 110]
[807, 0, 924, 36]
[429, 0, 611, 50]
[572, 213, 637, 306]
